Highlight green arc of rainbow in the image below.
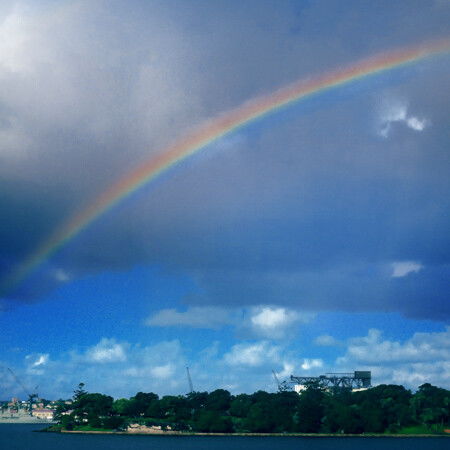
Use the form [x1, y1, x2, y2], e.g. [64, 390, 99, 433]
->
[2, 38, 449, 295]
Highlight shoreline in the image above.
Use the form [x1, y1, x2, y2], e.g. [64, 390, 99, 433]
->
[51, 429, 449, 438]
[0, 419, 55, 424]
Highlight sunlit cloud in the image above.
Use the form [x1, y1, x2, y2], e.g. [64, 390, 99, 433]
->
[150, 364, 175, 380]
[146, 305, 313, 339]
[391, 261, 424, 278]
[301, 358, 323, 370]
[85, 338, 127, 363]
[336, 327, 450, 388]
[378, 97, 429, 137]
[27, 353, 49, 368]
[223, 341, 281, 367]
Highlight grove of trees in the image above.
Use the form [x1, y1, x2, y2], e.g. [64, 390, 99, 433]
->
[54, 382, 450, 434]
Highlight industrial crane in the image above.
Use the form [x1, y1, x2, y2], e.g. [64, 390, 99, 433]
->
[186, 366, 194, 393]
[5, 367, 39, 415]
[272, 370, 290, 392]
[272, 369, 281, 390]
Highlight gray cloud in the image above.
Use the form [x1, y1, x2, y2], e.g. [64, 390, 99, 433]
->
[146, 306, 235, 330]
[0, 0, 449, 321]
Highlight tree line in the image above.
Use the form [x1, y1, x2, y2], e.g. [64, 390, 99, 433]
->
[54, 382, 450, 434]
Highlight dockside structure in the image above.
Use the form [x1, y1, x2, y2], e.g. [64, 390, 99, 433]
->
[291, 371, 371, 392]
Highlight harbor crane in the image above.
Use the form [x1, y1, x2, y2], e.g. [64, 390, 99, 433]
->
[272, 370, 282, 390]
[271, 370, 290, 392]
[186, 366, 194, 394]
[290, 371, 372, 392]
[5, 367, 39, 415]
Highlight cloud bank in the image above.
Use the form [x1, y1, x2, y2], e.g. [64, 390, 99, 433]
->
[146, 305, 313, 339]
[0, 0, 449, 323]
[2, 326, 449, 399]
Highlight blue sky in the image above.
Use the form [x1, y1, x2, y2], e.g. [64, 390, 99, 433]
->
[0, 0, 449, 399]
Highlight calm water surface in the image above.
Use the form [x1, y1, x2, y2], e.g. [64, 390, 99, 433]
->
[1, 424, 449, 450]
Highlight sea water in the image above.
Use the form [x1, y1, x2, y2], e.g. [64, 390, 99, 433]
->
[1, 424, 448, 450]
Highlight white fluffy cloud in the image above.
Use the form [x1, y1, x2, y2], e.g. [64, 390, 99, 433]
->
[150, 364, 175, 380]
[406, 116, 427, 131]
[339, 328, 450, 364]
[5, 326, 450, 400]
[378, 98, 429, 137]
[301, 358, 323, 370]
[249, 306, 312, 339]
[223, 341, 281, 367]
[336, 327, 450, 388]
[9, 339, 189, 398]
[30, 354, 48, 367]
[25, 353, 49, 375]
[3, 337, 315, 398]
[117, 341, 186, 390]
[85, 338, 127, 363]
[391, 261, 424, 278]
[146, 305, 313, 339]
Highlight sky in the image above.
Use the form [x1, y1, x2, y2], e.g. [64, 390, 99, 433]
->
[0, 0, 449, 400]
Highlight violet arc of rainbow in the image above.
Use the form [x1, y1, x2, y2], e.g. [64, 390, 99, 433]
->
[1, 38, 449, 294]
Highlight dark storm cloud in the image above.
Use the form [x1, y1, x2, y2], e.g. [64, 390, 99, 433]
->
[0, 1, 449, 319]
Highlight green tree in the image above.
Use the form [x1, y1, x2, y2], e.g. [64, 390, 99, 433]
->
[53, 399, 72, 423]
[60, 415, 75, 430]
[295, 382, 326, 432]
[322, 395, 363, 434]
[112, 398, 132, 416]
[206, 389, 232, 412]
[159, 395, 190, 421]
[186, 392, 209, 411]
[245, 403, 275, 432]
[146, 398, 164, 418]
[72, 393, 114, 426]
[102, 415, 126, 430]
[229, 394, 252, 418]
[270, 391, 299, 432]
[126, 392, 159, 417]
[193, 410, 233, 432]
[412, 383, 450, 429]
[351, 384, 413, 432]
[73, 383, 87, 401]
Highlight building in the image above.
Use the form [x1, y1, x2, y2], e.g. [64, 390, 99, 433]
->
[32, 409, 54, 420]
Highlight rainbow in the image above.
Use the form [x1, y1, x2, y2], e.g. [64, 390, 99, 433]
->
[1, 38, 449, 294]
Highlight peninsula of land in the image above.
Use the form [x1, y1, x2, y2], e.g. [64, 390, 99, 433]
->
[41, 382, 449, 436]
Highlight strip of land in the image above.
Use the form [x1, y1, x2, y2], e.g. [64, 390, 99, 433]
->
[51, 429, 449, 437]
[0, 417, 54, 424]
